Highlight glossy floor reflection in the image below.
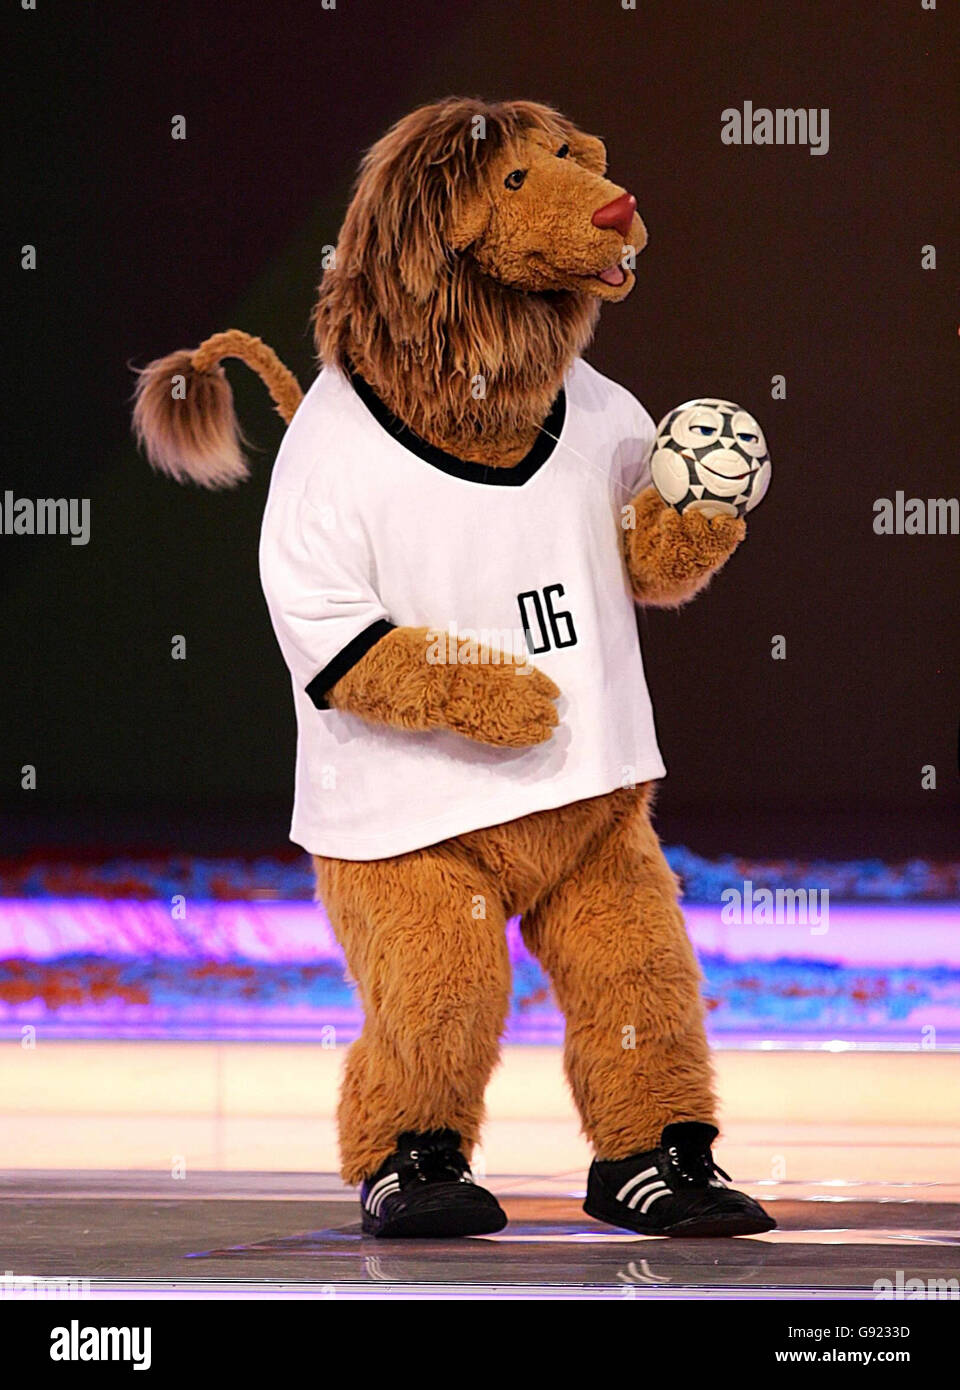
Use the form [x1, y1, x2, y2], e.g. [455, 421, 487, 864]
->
[2, 1173, 957, 1298]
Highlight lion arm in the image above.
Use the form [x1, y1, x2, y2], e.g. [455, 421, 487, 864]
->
[324, 626, 447, 731]
[326, 625, 559, 748]
[623, 486, 746, 608]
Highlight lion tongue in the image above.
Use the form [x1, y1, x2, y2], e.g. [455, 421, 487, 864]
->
[598, 264, 626, 286]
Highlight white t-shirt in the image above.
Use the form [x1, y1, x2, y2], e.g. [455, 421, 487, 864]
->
[259, 358, 665, 859]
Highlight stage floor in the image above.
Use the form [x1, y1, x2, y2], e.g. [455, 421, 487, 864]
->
[2, 1171, 958, 1299]
[3, 1044, 958, 1298]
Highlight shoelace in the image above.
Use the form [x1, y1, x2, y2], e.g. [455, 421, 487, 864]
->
[666, 1142, 731, 1188]
[406, 1136, 469, 1185]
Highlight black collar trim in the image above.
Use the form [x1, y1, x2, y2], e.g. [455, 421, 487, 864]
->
[347, 366, 566, 487]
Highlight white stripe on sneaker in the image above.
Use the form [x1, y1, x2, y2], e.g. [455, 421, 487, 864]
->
[365, 1174, 400, 1215]
[615, 1166, 659, 1203]
[639, 1187, 671, 1214]
[627, 1180, 669, 1210]
[365, 1174, 398, 1207]
[369, 1183, 399, 1217]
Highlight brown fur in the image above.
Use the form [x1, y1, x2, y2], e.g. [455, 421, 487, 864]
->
[624, 486, 746, 607]
[317, 786, 716, 1184]
[327, 627, 559, 748]
[131, 97, 741, 1183]
[313, 103, 731, 1178]
[133, 331, 302, 487]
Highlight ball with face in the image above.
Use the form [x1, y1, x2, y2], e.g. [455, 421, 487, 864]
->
[649, 399, 772, 519]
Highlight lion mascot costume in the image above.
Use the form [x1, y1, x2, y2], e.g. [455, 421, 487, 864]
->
[134, 98, 774, 1239]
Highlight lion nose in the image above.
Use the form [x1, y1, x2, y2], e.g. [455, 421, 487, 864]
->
[592, 192, 636, 237]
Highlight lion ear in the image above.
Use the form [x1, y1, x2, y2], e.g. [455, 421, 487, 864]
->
[390, 180, 450, 302]
[448, 193, 489, 253]
[393, 183, 484, 302]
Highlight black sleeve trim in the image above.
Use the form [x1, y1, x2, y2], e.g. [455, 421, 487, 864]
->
[305, 619, 396, 710]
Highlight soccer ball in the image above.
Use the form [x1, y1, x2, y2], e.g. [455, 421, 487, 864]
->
[649, 398, 772, 519]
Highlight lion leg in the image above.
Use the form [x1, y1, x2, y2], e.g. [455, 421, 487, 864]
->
[521, 788, 717, 1157]
[314, 846, 511, 1185]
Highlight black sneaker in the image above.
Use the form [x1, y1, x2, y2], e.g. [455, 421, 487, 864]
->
[584, 1121, 776, 1238]
[360, 1129, 507, 1239]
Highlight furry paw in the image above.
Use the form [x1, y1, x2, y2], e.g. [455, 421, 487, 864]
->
[624, 488, 746, 606]
[441, 661, 560, 748]
[658, 507, 746, 577]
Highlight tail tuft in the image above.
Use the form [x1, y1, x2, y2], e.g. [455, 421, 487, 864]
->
[132, 330, 303, 488]
[133, 349, 249, 489]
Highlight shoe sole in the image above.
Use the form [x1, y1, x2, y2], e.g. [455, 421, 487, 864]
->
[363, 1193, 508, 1240]
[584, 1197, 776, 1239]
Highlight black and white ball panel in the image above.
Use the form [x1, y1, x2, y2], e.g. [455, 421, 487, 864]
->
[650, 399, 772, 518]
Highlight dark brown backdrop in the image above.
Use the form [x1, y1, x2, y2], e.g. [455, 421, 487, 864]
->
[4, 0, 958, 858]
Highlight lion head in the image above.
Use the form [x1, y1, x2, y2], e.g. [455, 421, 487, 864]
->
[313, 98, 647, 461]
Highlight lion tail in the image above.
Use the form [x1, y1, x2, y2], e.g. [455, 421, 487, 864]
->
[132, 330, 304, 489]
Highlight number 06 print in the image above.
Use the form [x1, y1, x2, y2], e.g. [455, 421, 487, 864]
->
[517, 584, 578, 655]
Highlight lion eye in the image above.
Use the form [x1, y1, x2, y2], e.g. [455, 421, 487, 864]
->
[504, 169, 527, 190]
[556, 143, 569, 159]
